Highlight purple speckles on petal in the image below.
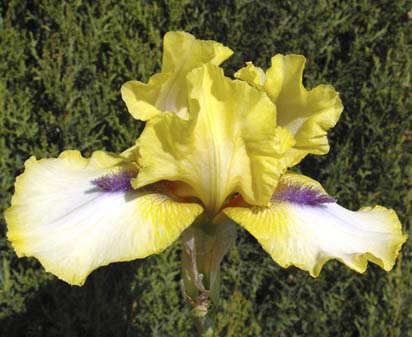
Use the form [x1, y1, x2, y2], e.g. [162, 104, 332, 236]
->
[92, 168, 138, 192]
[272, 183, 336, 206]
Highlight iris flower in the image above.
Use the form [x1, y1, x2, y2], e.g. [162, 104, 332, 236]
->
[5, 32, 407, 333]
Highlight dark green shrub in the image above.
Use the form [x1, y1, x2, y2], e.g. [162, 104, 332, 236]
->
[1, 1, 411, 336]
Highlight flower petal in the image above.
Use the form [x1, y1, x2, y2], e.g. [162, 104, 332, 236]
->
[5, 150, 203, 285]
[224, 173, 407, 276]
[234, 61, 266, 89]
[134, 63, 295, 216]
[235, 55, 343, 165]
[121, 31, 233, 120]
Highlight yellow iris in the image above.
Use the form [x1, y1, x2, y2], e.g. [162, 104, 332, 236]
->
[5, 31, 407, 293]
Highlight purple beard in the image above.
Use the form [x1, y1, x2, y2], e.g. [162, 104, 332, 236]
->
[92, 169, 336, 206]
[92, 169, 137, 192]
[272, 182, 336, 206]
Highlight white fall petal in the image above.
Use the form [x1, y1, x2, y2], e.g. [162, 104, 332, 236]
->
[5, 150, 203, 285]
[224, 173, 407, 276]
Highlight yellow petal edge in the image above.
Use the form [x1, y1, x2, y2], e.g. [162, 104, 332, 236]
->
[5, 150, 203, 285]
[224, 173, 407, 276]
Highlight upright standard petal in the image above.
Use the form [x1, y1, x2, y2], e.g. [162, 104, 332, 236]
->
[224, 173, 407, 276]
[134, 63, 295, 216]
[235, 55, 343, 166]
[5, 150, 203, 285]
[121, 31, 233, 120]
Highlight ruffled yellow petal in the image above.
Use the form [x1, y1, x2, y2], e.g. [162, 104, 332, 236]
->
[5, 150, 203, 286]
[235, 55, 343, 166]
[134, 63, 294, 216]
[121, 31, 233, 120]
[224, 173, 407, 276]
[234, 61, 266, 90]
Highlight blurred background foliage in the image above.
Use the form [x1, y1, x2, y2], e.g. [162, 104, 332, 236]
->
[1, 0, 412, 336]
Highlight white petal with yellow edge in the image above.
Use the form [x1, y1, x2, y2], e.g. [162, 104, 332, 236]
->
[224, 173, 407, 276]
[5, 150, 203, 286]
[121, 31, 233, 120]
[135, 63, 295, 216]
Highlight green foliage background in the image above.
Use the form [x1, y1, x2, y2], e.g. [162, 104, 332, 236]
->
[1, 0, 412, 336]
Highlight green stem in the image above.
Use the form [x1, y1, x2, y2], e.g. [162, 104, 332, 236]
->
[192, 302, 216, 337]
[181, 216, 236, 337]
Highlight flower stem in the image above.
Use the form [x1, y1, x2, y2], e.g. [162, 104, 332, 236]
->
[181, 216, 235, 337]
[192, 302, 216, 337]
